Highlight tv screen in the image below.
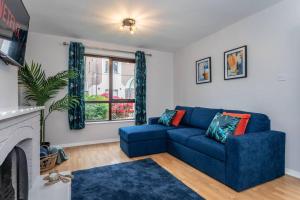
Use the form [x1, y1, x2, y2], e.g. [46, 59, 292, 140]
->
[0, 0, 29, 67]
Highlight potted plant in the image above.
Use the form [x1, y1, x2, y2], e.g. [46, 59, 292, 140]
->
[18, 62, 79, 144]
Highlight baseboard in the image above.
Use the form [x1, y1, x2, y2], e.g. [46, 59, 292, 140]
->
[286, 168, 300, 179]
[57, 138, 120, 148]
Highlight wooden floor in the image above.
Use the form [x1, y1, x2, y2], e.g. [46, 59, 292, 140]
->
[49, 142, 300, 200]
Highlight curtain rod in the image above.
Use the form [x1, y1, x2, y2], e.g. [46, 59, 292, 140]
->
[62, 42, 152, 57]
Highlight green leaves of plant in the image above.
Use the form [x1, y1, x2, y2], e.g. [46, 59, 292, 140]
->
[18, 62, 46, 105]
[48, 95, 79, 114]
[18, 61, 78, 107]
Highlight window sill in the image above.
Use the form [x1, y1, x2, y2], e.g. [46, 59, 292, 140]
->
[85, 120, 135, 125]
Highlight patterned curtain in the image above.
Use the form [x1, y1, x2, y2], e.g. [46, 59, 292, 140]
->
[135, 51, 147, 125]
[68, 42, 85, 129]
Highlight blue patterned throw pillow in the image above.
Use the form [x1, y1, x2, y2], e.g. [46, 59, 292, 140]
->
[206, 113, 240, 143]
[158, 109, 177, 126]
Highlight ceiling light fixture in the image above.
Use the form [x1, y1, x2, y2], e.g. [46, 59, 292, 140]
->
[120, 18, 136, 34]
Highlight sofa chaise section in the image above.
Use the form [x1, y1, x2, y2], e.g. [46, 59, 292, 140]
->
[119, 124, 176, 157]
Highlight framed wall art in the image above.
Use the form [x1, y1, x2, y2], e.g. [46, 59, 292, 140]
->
[224, 45, 247, 80]
[196, 57, 211, 84]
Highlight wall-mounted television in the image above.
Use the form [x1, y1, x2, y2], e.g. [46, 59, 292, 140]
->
[0, 0, 30, 67]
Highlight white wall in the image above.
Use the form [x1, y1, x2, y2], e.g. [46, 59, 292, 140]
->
[174, 0, 300, 173]
[0, 62, 18, 108]
[25, 32, 174, 146]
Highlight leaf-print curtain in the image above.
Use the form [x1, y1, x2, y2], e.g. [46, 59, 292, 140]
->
[135, 51, 147, 125]
[68, 42, 85, 129]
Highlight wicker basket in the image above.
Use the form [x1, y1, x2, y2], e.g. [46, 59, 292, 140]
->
[40, 152, 58, 173]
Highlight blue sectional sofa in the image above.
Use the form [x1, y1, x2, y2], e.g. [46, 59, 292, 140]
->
[119, 106, 285, 191]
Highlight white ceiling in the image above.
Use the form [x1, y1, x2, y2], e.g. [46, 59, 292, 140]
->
[23, 0, 282, 52]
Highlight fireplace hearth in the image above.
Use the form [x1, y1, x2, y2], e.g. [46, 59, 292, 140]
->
[0, 147, 28, 200]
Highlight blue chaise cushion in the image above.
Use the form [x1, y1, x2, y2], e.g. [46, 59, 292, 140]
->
[175, 106, 194, 125]
[186, 135, 226, 161]
[223, 109, 270, 133]
[189, 107, 223, 129]
[119, 125, 175, 142]
[167, 128, 206, 146]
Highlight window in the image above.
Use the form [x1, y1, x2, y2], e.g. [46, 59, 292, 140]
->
[84, 55, 135, 121]
[113, 62, 119, 74]
[103, 60, 109, 73]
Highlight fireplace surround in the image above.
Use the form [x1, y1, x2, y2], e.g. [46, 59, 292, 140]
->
[0, 107, 43, 200]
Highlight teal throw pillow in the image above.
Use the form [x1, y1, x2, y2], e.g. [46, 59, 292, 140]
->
[206, 113, 240, 143]
[158, 109, 177, 126]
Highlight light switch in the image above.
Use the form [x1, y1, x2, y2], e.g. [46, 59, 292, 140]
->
[277, 73, 287, 81]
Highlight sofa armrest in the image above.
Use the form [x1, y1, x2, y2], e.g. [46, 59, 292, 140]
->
[148, 117, 160, 125]
[225, 131, 285, 191]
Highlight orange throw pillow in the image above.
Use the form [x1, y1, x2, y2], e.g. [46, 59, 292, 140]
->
[223, 112, 251, 136]
[171, 110, 186, 127]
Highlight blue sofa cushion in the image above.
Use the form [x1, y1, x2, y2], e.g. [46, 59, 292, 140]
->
[189, 107, 223, 129]
[186, 135, 226, 161]
[206, 113, 240, 143]
[175, 106, 194, 125]
[223, 109, 270, 133]
[167, 128, 206, 146]
[158, 109, 177, 126]
[119, 125, 175, 142]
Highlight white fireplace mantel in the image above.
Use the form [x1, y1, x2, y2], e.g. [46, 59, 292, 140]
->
[0, 106, 44, 121]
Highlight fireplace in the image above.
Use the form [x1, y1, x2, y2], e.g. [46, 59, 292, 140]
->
[0, 147, 28, 200]
[0, 107, 43, 200]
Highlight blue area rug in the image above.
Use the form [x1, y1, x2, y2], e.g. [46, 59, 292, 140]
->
[72, 158, 204, 200]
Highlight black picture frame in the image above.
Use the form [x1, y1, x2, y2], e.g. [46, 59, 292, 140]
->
[224, 45, 247, 80]
[196, 57, 211, 84]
